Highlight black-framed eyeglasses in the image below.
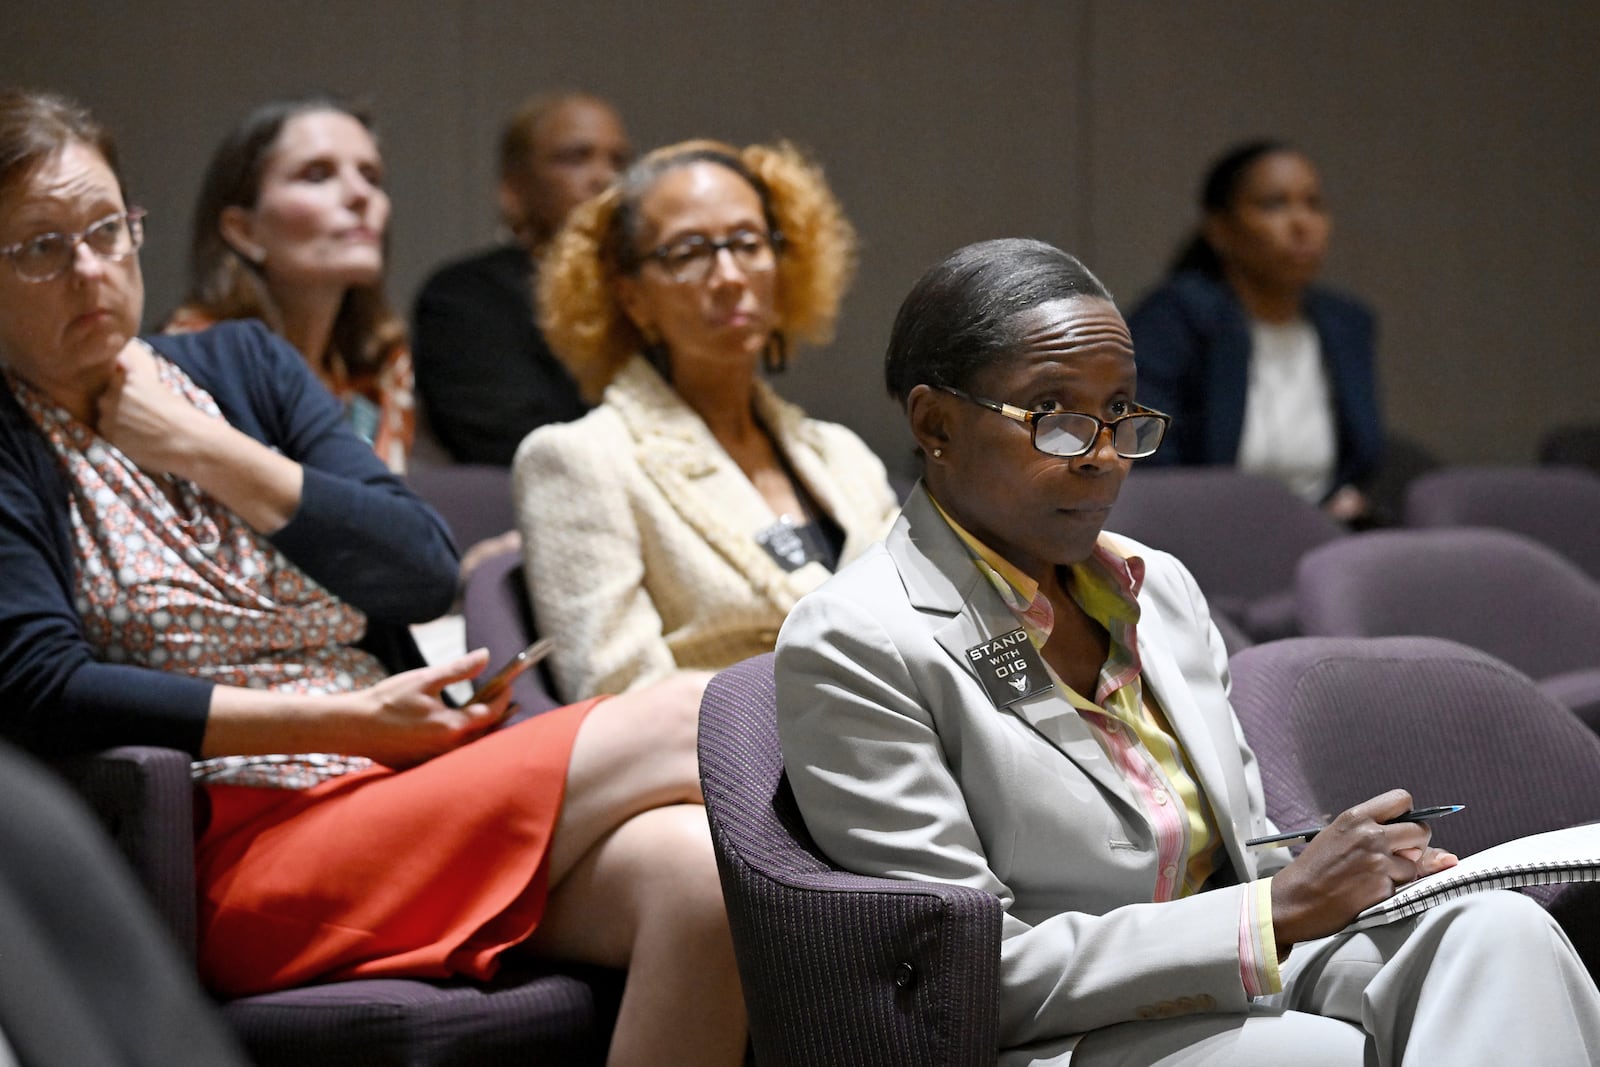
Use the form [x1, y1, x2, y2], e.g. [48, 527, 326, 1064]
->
[641, 227, 783, 284]
[938, 385, 1169, 459]
[0, 208, 147, 283]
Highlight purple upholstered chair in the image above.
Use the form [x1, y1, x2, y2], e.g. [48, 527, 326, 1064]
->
[1104, 467, 1346, 642]
[1405, 464, 1600, 581]
[1294, 527, 1600, 731]
[1228, 635, 1600, 973]
[462, 546, 561, 720]
[404, 463, 516, 556]
[55, 655, 619, 1064]
[698, 654, 1002, 1066]
[1540, 422, 1600, 477]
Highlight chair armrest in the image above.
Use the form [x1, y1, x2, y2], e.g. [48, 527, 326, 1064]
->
[461, 547, 562, 719]
[1538, 670, 1600, 734]
[52, 745, 198, 958]
[714, 829, 1002, 1067]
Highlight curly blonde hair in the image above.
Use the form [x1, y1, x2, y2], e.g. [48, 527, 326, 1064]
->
[538, 138, 857, 401]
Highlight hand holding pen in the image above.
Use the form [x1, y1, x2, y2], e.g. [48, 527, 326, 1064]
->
[1248, 804, 1465, 849]
[1263, 789, 1462, 952]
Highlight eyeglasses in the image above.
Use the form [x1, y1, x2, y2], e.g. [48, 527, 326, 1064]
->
[641, 227, 782, 284]
[0, 208, 147, 283]
[938, 385, 1169, 459]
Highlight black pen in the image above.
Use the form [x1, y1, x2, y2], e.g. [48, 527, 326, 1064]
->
[1246, 805, 1465, 849]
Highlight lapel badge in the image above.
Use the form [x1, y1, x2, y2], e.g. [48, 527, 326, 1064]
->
[966, 628, 1051, 708]
[755, 516, 811, 572]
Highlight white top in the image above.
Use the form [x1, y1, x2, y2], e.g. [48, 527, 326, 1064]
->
[1236, 317, 1337, 503]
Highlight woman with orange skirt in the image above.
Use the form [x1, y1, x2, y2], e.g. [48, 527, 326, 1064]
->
[0, 88, 743, 1066]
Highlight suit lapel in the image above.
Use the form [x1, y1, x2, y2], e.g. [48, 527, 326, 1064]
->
[611, 358, 830, 613]
[892, 487, 1142, 814]
[1207, 285, 1254, 464]
[1132, 583, 1253, 873]
[755, 384, 874, 563]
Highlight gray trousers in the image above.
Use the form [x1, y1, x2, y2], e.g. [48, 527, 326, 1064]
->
[1005, 890, 1600, 1066]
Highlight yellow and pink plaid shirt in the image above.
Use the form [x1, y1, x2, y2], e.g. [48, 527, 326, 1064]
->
[929, 495, 1282, 998]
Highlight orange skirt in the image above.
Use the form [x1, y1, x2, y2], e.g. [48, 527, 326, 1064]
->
[196, 698, 598, 997]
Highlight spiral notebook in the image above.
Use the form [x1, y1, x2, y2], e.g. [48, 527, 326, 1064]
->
[1350, 822, 1600, 929]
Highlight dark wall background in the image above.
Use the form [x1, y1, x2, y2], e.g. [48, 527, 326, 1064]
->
[10, 2, 1597, 479]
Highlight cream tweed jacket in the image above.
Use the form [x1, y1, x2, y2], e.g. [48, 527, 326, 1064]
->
[512, 355, 900, 702]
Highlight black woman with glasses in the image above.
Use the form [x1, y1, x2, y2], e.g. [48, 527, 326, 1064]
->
[513, 138, 898, 703]
[774, 237, 1600, 1065]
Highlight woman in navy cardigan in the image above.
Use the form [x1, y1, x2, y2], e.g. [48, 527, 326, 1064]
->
[1128, 141, 1384, 524]
[0, 89, 744, 1061]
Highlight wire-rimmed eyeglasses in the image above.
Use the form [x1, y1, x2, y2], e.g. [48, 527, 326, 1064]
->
[938, 385, 1169, 459]
[641, 227, 783, 284]
[0, 208, 147, 283]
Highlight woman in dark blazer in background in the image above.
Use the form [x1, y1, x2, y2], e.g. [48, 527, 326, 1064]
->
[1128, 140, 1384, 525]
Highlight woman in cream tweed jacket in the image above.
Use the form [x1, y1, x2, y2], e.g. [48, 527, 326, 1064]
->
[513, 138, 898, 702]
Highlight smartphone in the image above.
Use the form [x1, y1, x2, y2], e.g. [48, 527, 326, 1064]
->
[469, 637, 555, 705]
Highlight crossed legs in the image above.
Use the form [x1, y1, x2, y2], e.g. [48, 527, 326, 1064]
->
[522, 671, 747, 1067]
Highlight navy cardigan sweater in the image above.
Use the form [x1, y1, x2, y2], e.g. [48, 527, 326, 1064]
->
[1128, 270, 1384, 495]
[0, 321, 458, 757]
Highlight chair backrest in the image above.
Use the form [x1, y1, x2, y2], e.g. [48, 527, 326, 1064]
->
[698, 654, 1002, 1067]
[404, 463, 515, 553]
[1210, 609, 1255, 657]
[1540, 423, 1600, 476]
[1295, 527, 1600, 680]
[460, 546, 561, 718]
[1360, 430, 1443, 527]
[698, 655, 845, 878]
[1105, 467, 1346, 639]
[1229, 635, 1600, 859]
[1405, 464, 1600, 581]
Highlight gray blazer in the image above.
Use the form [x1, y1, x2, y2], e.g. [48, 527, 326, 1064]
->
[775, 484, 1290, 1052]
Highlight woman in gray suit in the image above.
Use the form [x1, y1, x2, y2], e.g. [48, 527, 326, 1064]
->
[774, 238, 1600, 1064]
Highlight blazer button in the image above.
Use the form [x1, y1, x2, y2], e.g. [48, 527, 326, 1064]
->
[893, 962, 917, 989]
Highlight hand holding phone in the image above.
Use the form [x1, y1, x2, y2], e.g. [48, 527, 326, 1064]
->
[469, 637, 555, 705]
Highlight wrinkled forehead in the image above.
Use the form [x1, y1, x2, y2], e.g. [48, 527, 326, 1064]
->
[1010, 296, 1132, 362]
[964, 297, 1134, 397]
[0, 141, 123, 223]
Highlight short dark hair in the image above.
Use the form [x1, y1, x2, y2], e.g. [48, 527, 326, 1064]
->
[885, 238, 1112, 404]
[0, 88, 123, 204]
[1169, 138, 1294, 276]
[498, 90, 611, 180]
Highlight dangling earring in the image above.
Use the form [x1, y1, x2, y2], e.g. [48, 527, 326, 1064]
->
[763, 331, 789, 374]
